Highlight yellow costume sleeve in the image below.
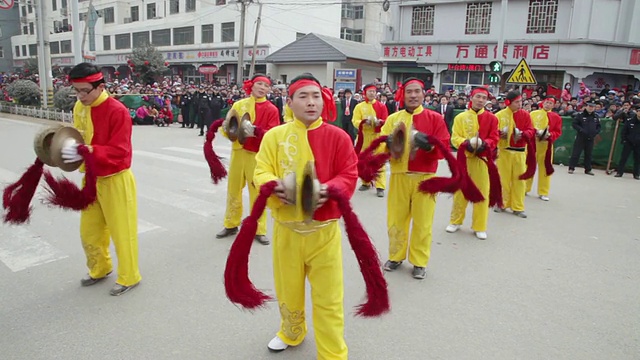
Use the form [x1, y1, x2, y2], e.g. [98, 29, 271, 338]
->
[253, 129, 284, 210]
[352, 102, 365, 128]
[283, 104, 294, 123]
[451, 112, 468, 149]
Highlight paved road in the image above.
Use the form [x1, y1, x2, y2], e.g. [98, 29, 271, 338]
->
[0, 115, 638, 360]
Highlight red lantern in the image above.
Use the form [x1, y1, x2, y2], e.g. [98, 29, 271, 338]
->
[144, 61, 149, 66]
[114, 71, 120, 76]
[164, 62, 169, 66]
[25, 69, 29, 73]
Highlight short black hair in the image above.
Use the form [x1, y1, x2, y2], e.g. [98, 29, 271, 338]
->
[505, 90, 521, 101]
[68, 62, 104, 87]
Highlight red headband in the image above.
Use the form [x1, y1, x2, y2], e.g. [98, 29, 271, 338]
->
[242, 76, 271, 95]
[288, 79, 336, 122]
[504, 95, 522, 106]
[394, 79, 424, 109]
[363, 85, 377, 92]
[543, 97, 556, 104]
[69, 73, 104, 83]
[470, 87, 490, 98]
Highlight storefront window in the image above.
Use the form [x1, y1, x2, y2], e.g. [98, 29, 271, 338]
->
[440, 70, 487, 93]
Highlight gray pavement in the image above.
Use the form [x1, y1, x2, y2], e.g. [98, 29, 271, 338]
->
[0, 115, 638, 360]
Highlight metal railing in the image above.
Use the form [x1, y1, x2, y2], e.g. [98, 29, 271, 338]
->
[0, 102, 73, 123]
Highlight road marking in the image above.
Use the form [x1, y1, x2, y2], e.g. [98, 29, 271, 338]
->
[0, 117, 45, 127]
[137, 218, 163, 234]
[0, 226, 68, 272]
[138, 185, 218, 218]
[134, 150, 209, 169]
[163, 145, 232, 156]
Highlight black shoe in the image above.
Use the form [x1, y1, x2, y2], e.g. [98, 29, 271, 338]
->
[383, 260, 402, 271]
[614, 173, 623, 178]
[634, 175, 640, 180]
[80, 271, 113, 287]
[110, 282, 140, 296]
[198, 133, 204, 136]
[216, 227, 238, 239]
[412, 266, 427, 280]
[585, 171, 595, 176]
[254, 235, 270, 245]
[358, 185, 371, 191]
[376, 189, 384, 198]
[568, 169, 574, 174]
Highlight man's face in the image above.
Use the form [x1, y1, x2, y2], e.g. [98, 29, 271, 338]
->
[287, 85, 324, 124]
[509, 98, 523, 111]
[366, 89, 376, 101]
[542, 99, 555, 111]
[585, 104, 595, 113]
[251, 81, 270, 98]
[471, 92, 488, 109]
[441, 97, 448, 105]
[403, 83, 424, 110]
[623, 103, 631, 111]
[72, 81, 104, 106]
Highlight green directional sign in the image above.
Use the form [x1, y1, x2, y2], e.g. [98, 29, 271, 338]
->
[489, 61, 503, 73]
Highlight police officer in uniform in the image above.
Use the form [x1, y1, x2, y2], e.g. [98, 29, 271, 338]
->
[615, 105, 640, 179]
[195, 86, 212, 136]
[178, 88, 193, 128]
[568, 101, 601, 175]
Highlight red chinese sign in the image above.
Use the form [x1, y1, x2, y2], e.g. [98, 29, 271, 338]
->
[630, 49, 640, 65]
[383, 43, 552, 61]
[447, 64, 484, 71]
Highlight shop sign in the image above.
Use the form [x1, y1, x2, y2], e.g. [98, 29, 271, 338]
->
[630, 49, 640, 66]
[447, 64, 485, 71]
[199, 65, 219, 74]
[335, 69, 357, 79]
[383, 43, 554, 63]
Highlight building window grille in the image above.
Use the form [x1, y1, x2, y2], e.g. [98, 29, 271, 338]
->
[60, 40, 72, 53]
[103, 36, 111, 50]
[115, 34, 131, 49]
[131, 6, 139, 21]
[411, 5, 434, 36]
[103, 7, 114, 23]
[465, 2, 492, 35]
[173, 26, 194, 45]
[147, 3, 157, 19]
[170, 0, 179, 14]
[201, 24, 214, 43]
[50, 41, 60, 54]
[152, 29, 171, 46]
[526, 0, 558, 34]
[186, 0, 196, 12]
[221, 22, 235, 42]
[133, 31, 150, 47]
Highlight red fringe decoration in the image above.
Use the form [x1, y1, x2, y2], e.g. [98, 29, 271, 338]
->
[374, 120, 385, 133]
[518, 135, 537, 180]
[326, 185, 390, 317]
[357, 136, 391, 183]
[485, 157, 503, 209]
[354, 121, 366, 154]
[544, 140, 555, 176]
[456, 142, 484, 203]
[224, 180, 278, 309]
[42, 145, 97, 211]
[203, 118, 228, 184]
[2, 158, 44, 224]
[418, 136, 461, 195]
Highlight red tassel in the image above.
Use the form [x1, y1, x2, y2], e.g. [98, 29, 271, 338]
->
[42, 145, 97, 211]
[544, 140, 555, 176]
[418, 136, 461, 195]
[2, 158, 44, 224]
[456, 143, 484, 203]
[357, 136, 391, 183]
[374, 120, 385, 133]
[224, 180, 278, 309]
[485, 157, 503, 209]
[354, 121, 366, 154]
[326, 185, 390, 317]
[519, 136, 537, 180]
[203, 118, 228, 184]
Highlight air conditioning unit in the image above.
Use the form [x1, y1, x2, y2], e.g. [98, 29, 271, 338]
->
[20, 16, 28, 24]
[124, 17, 132, 23]
[60, 7, 68, 16]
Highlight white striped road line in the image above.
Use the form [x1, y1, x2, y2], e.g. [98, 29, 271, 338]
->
[0, 226, 68, 272]
[138, 185, 218, 219]
[134, 150, 209, 169]
[163, 146, 233, 156]
[1, 166, 164, 236]
[0, 117, 45, 127]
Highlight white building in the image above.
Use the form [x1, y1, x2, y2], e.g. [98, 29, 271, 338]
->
[381, 0, 640, 94]
[340, 0, 391, 49]
[10, 0, 341, 84]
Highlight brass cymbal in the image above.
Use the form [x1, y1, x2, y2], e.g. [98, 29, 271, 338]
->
[50, 126, 85, 172]
[33, 124, 65, 167]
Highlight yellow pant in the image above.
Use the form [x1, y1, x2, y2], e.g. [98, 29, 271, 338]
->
[273, 221, 347, 360]
[387, 173, 436, 267]
[80, 169, 142, 286]
[223, 149, 266, 235]
[359, 132, 387, 189]
[496, 149, 526, 211]
[450, 156, 490, 232]
[526, 141, 553, 196]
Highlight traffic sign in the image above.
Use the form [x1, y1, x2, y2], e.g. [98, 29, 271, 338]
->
[0, 0, 14, 10]
[505, 58, 537, 85]
[489, 61, 502, 73]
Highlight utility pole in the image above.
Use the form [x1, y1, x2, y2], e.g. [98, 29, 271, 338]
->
[70, 0, 82, 64]
[35, 0, 54, 108]
[237, 0, 251, 84]
[496, 0, 508, 61]
[249, 2, 263, 78]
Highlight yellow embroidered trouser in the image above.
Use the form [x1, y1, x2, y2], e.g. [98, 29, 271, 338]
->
[450, 156, 490, 232]
[526, 141, 553, 196]
[387, 173, 436, 267]
[359, 132, 387, 190]
[80, 169, 142, 286]
[496, 149, 526, 211]
[273, 221, 347, 360]
[223, 148, 266, 235]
